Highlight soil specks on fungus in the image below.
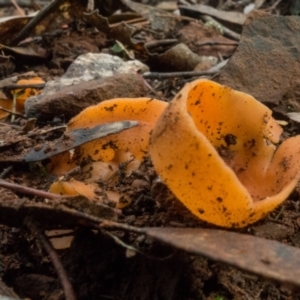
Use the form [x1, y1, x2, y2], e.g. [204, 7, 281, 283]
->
[223, 134, 237, 147]
[149, 79, 300, 228]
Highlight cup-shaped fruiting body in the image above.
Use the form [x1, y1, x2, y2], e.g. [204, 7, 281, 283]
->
[67, 97, 167, 161]
[149, 79, 300, 228]
[49, 98, 167, 207]
[49, 98, 167, 175]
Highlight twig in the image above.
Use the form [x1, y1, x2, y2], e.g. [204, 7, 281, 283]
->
[0, 179, 122, 216]
[10, 0, 62, 46]
[143, 69, 216, 79]
[0, 166, 13, 179]
[62, 166, 82, 181]
[144, 39, 178, 49]
[274, 205, 285, 220]
[4, 83, 45, 92]
[11, 93, 17, 122]
[196, 41, 238, 47]
[27, 125, 67, 137]
[142, 59, 228, 79]
[0, 179, 61, 199]
[0, 71, 37, 89]
[201, 15, 241, 41]
[103, 230, 139, 256]
[9, 0, 25, 16]
[0, 0, 45, 7]
[264, 0, 282, 12]
[138, 74, 164, 100]
[25, 217, 77, 300]
[87, 0, 94, 11]
[103, 230, 174, 261]
[99, 219, 144, 233]
[0, 277, 20, 299]
[53, 206, 144, 234]
[0, 106, 27, 119]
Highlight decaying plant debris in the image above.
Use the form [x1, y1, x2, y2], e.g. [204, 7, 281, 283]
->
[1, 0, 300, 300]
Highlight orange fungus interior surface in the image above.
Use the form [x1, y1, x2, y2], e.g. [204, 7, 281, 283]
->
[149, 79, 300, 228]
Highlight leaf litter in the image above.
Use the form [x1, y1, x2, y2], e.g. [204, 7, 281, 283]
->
[0, 0, 300, 299]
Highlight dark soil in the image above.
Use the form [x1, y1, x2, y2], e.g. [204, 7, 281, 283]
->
[1, 1, 300, 300]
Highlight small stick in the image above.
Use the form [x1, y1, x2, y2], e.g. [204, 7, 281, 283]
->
[0, 0, 41, 7]
[25, 217, 77, 300]
[144, 39, 178, 49]
[201, 15, 241, 41]
[196, 41, 238, 47]
[4, 83, 45, 92]
[62, 166, 82, 181]
[0, 179, 122, 216]
[0, 166, 13, 179]
[27, 125, 67, 137]
[0, 179, 61, 199]
[53, 206, 144, 234]
[143, 59, 228, 79]
[0, 106, 27, 119]
[139, 75, 163, 100]
[99, 219, 144, 234]
[10, 0, 62, 46]
[103, 229, 174, 260]
[87, 0, 94, 11]
[264, 0, 282, 12]
[9, 0, 25, 16]
[143, 69, 216, 79]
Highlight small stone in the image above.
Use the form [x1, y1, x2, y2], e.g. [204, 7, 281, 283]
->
[215, 11, 300, 112]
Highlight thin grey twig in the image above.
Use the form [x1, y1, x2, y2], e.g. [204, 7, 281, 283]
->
[0, 179, 61, 199]
[25, 217, 77, 300]
[10, 0, 62, 46]
[201, 15, 241, 41]
[0, 106, 27, 119]
[0, 0, 47, 7]
[0, 179, 122, 216]
[9, 0, 25, 16]
[0, 166, 13, 179]
[142, 59, 228, 79]
[103, 230, 174, 261]
[143, 69, 216, 79]
[4, 83, 45, 92]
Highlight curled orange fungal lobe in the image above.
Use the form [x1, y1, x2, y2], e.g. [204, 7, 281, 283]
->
[48, 98, 168, 208]
[49, 179, 97, 200]
[67, 98, 167, 161]
[48, 98, 167, 175]
[149, 79, 300, 228]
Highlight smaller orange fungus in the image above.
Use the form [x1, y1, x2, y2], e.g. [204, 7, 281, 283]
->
[49, 179, 97, 200]
[49, 178, 130, 209]
[149, 79, 300, 228]
[0, 76, 45, 119]
[14, 77, 45, 109]
[48, 98, 167, 209]
[49, 98, 167, 175]
[67, 97, 167, 160]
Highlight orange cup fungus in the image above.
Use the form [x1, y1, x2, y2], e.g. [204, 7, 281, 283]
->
[67, 97, 167, 160]
[149, 79, 300, 228]
[48, 98, 167, 175]
[48, 98, 167, 207]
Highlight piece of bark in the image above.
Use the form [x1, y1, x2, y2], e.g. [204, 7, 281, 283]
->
[25, 73, 148, 121]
